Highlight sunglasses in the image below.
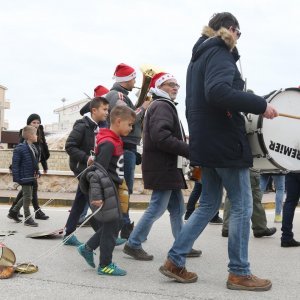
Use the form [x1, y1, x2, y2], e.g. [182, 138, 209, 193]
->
[233, 27, 241, 39]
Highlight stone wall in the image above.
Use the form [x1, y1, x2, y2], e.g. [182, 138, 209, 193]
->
[0, 149, 195, 195]
[0, 149, 70, 171]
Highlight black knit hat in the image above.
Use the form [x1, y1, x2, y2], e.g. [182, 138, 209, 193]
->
[27, 113, 41, 125]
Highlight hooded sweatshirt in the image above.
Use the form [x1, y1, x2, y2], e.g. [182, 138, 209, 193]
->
[95, 128, 124, 184]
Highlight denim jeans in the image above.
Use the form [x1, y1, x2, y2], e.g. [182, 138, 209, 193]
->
[260, 175, 285, 215]
[281, 173, 300, 242]
[123, 149, 136, 224]
[65, 184, 89, 236]
[223, 170, 267, 233]
[168, 167, 252, 276]
[127, 189, 185, 249]
[184, 181, 219, 221]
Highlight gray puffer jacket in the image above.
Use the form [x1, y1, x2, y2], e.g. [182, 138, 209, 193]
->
[80, 162, 122, 223]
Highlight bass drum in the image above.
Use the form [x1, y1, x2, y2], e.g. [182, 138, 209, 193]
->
[245, 88, 300, 173]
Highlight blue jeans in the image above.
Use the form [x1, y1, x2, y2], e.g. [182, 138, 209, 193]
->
[281, 173, 300, 242]
[127, 189, 185, 249]
[184, 181, 220, 221]
[260, 175, 285, 215]
[168, 167, 252, 276]
[123, 149, 136, 224]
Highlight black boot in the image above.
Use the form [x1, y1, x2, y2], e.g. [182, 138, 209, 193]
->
[253, 227, 276, 238]
[7, 210, 22, 223]
[35, 210, 49, 220]
[120, 222, 134, 239]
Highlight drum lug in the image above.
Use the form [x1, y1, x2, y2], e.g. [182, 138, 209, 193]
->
[247, 128, 262, 136]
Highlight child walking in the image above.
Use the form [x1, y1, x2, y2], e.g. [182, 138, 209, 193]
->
[78, 105, 136, 276]
[9, 125, 40, 227]
[8, 113, 50, 220]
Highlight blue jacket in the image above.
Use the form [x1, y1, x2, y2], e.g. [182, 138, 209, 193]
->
[12, 142, 39, 185]
[186, 26, 267, 168]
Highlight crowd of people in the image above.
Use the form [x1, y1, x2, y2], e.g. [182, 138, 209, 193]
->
[6, 12, 300, 292]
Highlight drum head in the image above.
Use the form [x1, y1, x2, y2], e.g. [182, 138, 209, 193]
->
[260, 88, 300, 171]
[26, 228, 64, 239]
[0, 244, 16, 267]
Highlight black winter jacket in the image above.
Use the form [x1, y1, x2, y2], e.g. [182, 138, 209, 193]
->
[186, 26, 267, 168]
[12, 142, 39, 185]
[65, 116, 98, 176]
[142, 95, 189, 190]
[80, 162, 122, 223]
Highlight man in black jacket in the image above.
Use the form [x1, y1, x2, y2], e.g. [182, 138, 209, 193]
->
[159, 12, 278, 291]
[63, 97, 109, 246]
[123, 72, 201, 260]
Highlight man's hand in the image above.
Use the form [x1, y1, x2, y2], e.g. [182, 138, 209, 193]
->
[263, 103, 279, 119]
[142, 100, 151, 110]
[91, 200, 103, 207]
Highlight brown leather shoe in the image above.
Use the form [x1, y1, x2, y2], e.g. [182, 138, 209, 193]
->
[159, 258, 198, 283]
[227, 273, 272, 291]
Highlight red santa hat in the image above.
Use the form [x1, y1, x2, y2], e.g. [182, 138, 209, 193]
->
[94, 85, 109, 97]
[113, 63, 136, 82]
[150, 72, 175, 88]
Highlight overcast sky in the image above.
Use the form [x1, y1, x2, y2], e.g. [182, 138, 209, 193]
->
[1, 0, 299, 132]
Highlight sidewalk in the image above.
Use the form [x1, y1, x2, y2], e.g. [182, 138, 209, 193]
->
[0, 189, 280, 209]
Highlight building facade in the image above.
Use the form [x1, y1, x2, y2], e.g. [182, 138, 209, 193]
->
[44, 98, 89, 133]
[0, 85, 10, 143]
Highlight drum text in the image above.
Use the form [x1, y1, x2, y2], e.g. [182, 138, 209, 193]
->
[269, 140, 300, 160]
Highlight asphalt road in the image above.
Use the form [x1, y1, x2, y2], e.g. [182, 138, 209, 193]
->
[1, 205, 300, 300]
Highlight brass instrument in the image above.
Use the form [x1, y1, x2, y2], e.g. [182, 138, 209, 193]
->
[135, 64, 163, 108]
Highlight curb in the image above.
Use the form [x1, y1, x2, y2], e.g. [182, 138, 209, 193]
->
[0, 196, 281, 210]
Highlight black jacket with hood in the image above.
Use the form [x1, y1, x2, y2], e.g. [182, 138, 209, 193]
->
[186, 26, 267, 168]
[65, 116, 98, 176]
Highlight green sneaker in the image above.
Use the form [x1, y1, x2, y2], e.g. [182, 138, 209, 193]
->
[77, 244, 95, 268]
[97, 263, 127, 276]
[116, 238, 127, 246]
[63, 234, 83, 246]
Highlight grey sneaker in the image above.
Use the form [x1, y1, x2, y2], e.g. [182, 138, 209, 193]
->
[24, 218, 38, 227]
[123, 243, 153, 261]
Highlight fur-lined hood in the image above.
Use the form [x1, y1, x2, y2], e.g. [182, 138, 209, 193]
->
[191, 26, 239, 63]
[202, 26, 236, 50]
